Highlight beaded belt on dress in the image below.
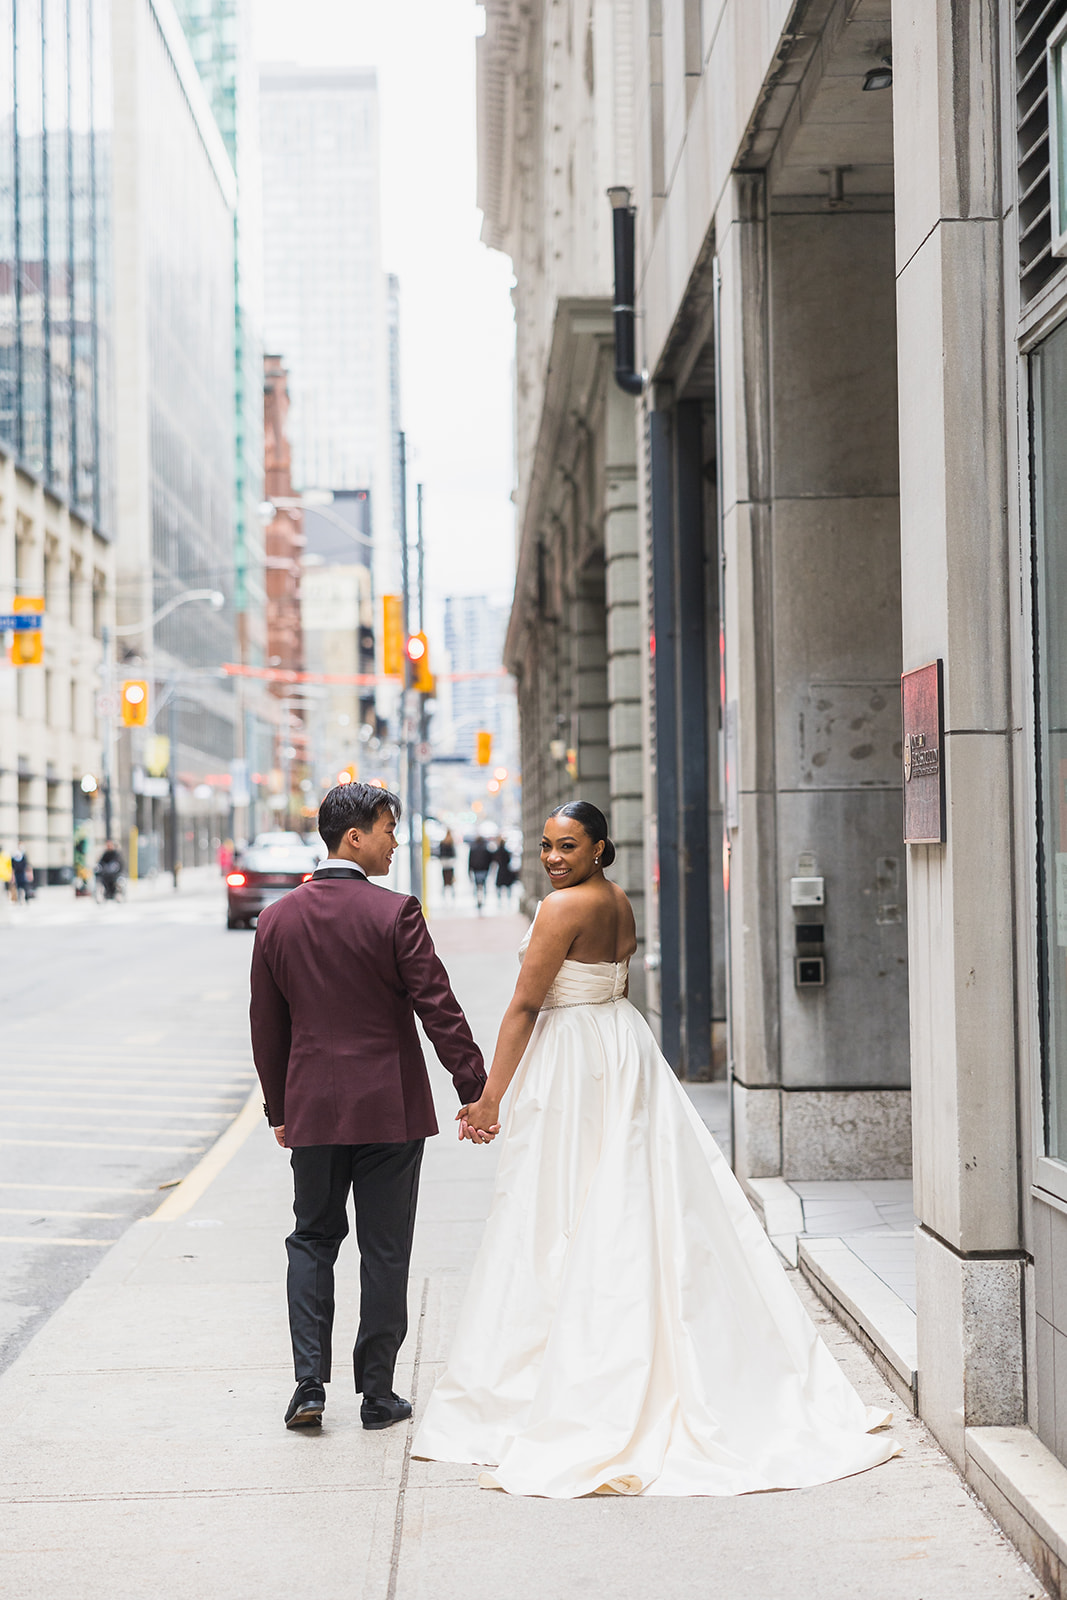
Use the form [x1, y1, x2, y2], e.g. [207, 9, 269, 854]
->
[541, 996, 622, 1011]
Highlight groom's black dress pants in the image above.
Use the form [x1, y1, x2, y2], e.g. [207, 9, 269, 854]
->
[286, 1139, 424, 1397]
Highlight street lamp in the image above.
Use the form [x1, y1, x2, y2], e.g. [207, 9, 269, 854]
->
[112, 588, 225, 638]
[100, 587, 227, 868]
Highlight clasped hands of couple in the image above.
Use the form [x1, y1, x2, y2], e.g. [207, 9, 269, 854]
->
[456, 1096, 501, 1144]
[271, 1087, 500, 1150]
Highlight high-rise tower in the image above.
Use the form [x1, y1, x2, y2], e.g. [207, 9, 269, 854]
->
[258, 65, 389, 529]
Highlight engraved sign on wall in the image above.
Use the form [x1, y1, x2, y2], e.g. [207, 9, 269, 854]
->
[901, 659, 945, 844]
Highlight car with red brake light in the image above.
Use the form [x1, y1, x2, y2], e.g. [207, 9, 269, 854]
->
[226, 832, 320, 928]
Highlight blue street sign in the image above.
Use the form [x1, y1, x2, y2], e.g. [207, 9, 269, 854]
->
[0, 614, 43, 630]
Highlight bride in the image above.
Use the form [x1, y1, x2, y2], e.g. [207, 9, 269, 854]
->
[413, 800, 898, 1498]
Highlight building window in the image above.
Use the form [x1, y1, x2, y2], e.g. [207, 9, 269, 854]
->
[0, 0, 113, 527]
[1018, 0, 1067, 303]
[1034, 315, 1067, 1157]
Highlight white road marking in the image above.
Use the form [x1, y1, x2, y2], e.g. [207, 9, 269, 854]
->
[3, 1121, 222, 1137]
[0, 1139, 205, 1152]
[0, 1182, 155, 1194]
[0, 1090, 246, 1106]
[0, 1105, 236, 1121]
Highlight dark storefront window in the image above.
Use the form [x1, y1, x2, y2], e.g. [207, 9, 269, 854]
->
[1034, 318, 1067, 1159]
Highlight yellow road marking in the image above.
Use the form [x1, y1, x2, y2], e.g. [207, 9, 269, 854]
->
[0, 1236, 114, 1247]
[154, 1088, 263, 1220]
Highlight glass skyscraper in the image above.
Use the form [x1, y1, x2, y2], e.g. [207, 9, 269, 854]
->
[259, 65, 388, 506]
[173, 0, 265, 650]
[0, 0, 113, 531]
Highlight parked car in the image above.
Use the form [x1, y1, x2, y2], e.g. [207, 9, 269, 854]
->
[226, 836, 319, 929]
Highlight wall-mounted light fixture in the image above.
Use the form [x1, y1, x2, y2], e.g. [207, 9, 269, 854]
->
[863, 56, 892, 91]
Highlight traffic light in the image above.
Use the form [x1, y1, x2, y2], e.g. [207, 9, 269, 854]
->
[8, 594, 44, 666]
[405, 631, 434, 694]
[476, 730, 492, 766]
[120, 680, 149, 727]
[382, 595, 403, 677]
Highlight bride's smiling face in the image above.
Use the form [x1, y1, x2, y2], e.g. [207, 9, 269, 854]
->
[540, 816, 603, 888]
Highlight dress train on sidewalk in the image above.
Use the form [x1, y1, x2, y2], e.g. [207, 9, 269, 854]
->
[413, 927, 899, 1498]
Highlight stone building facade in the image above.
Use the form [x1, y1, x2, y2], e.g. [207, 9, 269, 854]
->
[0, 461, 113, 880]
[262, 357, 304, 682]
[479, 1, 649, 1008]
[111, 0, 241, 869]
[482, 0, 1067, 1582]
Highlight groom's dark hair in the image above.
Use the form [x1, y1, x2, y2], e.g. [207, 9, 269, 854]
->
[318, 782, 402, 852]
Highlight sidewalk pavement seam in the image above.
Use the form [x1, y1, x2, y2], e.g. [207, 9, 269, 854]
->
[387, 1276, 430, 1600]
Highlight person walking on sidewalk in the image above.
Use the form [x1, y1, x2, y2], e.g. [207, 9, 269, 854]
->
[439, 828, 456, 896]
[467, 835, 493, 911]
[10, 842, 32, 902]
[250, 781, 487, 1435]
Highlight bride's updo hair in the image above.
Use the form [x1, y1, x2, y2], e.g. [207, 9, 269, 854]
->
[548, 801, 616, 868]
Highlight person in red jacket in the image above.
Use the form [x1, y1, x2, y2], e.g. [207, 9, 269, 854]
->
[250, 781, 486, 1434]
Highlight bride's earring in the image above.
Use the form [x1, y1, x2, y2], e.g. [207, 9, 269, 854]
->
[594, 854, 602, 866]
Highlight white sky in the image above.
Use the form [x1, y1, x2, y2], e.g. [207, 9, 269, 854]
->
[252, 0, 517, 612]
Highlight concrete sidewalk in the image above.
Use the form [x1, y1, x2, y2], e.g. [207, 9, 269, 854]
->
[0, 915, 1046, 1599]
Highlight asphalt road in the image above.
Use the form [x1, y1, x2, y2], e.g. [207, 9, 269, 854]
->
[0, 878, 257, 1374]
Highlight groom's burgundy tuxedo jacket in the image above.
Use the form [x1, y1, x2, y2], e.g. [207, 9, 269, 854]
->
[250, 870, 486, 1147]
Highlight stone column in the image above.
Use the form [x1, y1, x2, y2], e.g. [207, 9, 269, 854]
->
[573, 557, 610, 815]
[716, 176, 782, 1174]
[604, 376, 646, 1005]
[717, 167, 910, 1182]
[892, 0, 1024, 1464]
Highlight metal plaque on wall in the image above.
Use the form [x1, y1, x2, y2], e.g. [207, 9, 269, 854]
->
[901, 659, 945, 844]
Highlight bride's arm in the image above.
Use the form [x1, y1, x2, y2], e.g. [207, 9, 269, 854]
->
[459, 896, 579, 1141]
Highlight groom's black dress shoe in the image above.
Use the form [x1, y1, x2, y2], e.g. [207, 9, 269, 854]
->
[361, 1392, 412, 1431]
[285, 1378, 326, 1429]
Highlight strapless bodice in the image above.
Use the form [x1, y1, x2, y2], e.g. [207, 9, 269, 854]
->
[518, 917, 629, 1009]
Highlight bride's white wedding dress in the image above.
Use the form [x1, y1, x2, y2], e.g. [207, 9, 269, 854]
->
[413, 916, 899, 1498]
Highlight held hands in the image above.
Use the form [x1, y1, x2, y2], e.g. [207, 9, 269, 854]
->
[456, 1099, 502, 1145]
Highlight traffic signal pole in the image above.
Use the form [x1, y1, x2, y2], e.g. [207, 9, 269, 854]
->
[101, 624, 114, 840]
[167, 681, 180, 889]
[416, 484, 429, 910]
[398, 432, 421, 901]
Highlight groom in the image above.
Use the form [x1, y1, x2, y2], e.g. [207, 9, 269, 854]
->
[250, 781, 486, 1432]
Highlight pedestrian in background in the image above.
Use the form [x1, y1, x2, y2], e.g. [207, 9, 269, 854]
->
[493, 836, 516, 902]
[0, 847, 12, 903]
[11, 842, 32, 902]
[468, 835, 493, 912]
[439, 828, 456, 897]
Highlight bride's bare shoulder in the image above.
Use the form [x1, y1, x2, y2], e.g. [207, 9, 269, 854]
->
[608, 878, 635, 917]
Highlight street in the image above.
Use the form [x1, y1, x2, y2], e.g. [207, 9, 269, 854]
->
[0, 875, 256, 1373]
[0, 894, 1048, 1599]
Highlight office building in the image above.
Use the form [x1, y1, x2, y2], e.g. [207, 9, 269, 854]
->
[110, 0, 238, 869]
[173, 0, 265, 642]
[0, 0, 115, 880]
[258, 64, 389, 511]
